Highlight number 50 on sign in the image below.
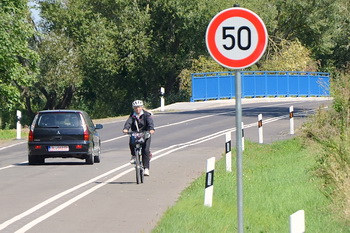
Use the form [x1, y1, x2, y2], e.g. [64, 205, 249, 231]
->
[206, 8, 268, 69]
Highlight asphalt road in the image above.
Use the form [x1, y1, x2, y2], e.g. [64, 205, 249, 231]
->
[0, 98, 331, 233]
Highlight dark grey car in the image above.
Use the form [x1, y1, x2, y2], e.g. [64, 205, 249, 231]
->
[28, 110, 103, 165]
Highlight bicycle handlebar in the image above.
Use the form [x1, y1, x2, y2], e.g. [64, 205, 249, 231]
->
[125, 131, 151, 140]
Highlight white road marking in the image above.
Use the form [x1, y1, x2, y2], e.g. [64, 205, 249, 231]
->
[0, 141, 26, 151]
[14, 167, 135, 233]
[0, 162, 131, 231]
[0, 165, 14, 171]
[3, 113, 292, 232]
[0, 161, 27, 171]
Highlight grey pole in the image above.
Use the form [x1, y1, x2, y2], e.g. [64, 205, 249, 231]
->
[233, 4, 243, 231]
[235, 70, 244, 233]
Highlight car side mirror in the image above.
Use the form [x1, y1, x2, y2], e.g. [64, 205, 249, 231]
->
[95, 124, 103, 130]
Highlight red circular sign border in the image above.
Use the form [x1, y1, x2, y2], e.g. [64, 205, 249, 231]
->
[206, 8, 268, 69]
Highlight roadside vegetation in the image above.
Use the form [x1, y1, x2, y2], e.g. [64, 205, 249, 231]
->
[302, 70, 350, 224]
[152, 139, 350, 232]
[0, 129, 27, 142]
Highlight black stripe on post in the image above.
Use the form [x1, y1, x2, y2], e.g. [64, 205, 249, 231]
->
[242, 127, 245, 137]
[290, 112, 294, 118]
[205, 170, 214, 188]
[225, 141, 231, 154]
[258, 120, 263, 128]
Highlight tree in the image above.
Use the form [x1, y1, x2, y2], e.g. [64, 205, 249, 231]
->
[0, 0, 39, 128]
[329, 0, 350, 70]
[35, 31, 82, 111]
[272, 0, 339, 69]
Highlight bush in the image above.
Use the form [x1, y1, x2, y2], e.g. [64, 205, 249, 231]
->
[260, 39, 319, 72]
[302, 70, 350, 224]
[177, 56, 230, 101]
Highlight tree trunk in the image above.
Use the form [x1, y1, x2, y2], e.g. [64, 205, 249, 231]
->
[56, 86, 75, 109]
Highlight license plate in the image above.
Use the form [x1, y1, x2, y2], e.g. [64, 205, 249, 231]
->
[48, 146, 69, 152]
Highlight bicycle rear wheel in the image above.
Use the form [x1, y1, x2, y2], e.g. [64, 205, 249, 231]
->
[140, 167, 144, 183]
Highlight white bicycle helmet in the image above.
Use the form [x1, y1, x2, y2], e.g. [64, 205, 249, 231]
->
[132, 100, 143, 107]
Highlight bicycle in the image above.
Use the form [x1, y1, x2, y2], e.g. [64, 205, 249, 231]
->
[128, 131, 150, 184]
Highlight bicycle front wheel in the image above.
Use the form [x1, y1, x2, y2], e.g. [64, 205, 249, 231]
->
[135, 151, 142, 184]
[140, 167, 144, 183]
[135, 162, 141, 184]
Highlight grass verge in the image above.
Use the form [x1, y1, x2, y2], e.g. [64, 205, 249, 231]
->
[0, 129, 28, 143]
[152, 138, 350, 233]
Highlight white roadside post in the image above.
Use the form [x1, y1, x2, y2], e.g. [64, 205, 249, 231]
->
[290, 210, 305, 233]
[204, 157, 215, 207]
[16, 110, 22, 140]
[160, 87, 165, 112]
[290, 106, 294, 135]
[258, 114, 263, 144]
[225, 132, 232, 172]
[242, 122, 245, 151]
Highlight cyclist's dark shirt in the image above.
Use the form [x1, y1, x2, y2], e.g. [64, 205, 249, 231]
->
[123, 110, 155, 132]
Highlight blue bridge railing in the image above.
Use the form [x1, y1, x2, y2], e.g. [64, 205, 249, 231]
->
[191, 71, 330, 102]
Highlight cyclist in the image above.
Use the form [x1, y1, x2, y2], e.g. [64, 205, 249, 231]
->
[122, 100, 155, 176]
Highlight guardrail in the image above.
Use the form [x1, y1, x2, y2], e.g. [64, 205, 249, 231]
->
[191, 71, 330, 101]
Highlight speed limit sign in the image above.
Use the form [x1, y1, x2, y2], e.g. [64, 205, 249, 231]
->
[206, 7, 268, 69]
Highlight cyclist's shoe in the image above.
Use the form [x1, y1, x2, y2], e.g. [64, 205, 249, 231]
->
[144, 168, 150, 176]
[130, 156, 136, 164]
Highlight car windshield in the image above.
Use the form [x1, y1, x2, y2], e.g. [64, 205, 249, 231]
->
[36, 113, 82, 128]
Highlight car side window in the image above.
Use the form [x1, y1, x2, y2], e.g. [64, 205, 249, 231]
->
[83, 112, 94, 128]
[31, 114, 39, 129]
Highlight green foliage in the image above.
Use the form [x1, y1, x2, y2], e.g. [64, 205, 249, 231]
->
[330, 0, 350, 70]
[273, 0, 337, 56]
[260, 39, 318, 71]
[144, 0, 219, 103]
[35, 0, 226, 116]
[35, 31, 82, 110]
[1, 0, 349, 124]
[302, 70, 350, 222]
[177, 56, 229, 100]
[0, 0, 39, 127]
[0, 129, 27, 140]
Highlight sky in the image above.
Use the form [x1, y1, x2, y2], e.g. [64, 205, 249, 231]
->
[28, 0, 41, 26]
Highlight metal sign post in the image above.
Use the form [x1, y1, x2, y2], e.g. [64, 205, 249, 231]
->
[235, 70, 243, 233]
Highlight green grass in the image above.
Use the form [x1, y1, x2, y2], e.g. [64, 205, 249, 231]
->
[152, 138, 350, 233]
[0, 129, 27, 141]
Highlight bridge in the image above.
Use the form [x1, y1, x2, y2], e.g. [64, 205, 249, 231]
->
[191, 71, 330, 102]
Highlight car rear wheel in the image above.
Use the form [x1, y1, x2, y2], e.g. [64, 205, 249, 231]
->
[28, 155, 45, 165]
[86, 154, 94, 165]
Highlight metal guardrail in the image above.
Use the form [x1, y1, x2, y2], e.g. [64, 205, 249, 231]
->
[191, 71, 330, 101]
